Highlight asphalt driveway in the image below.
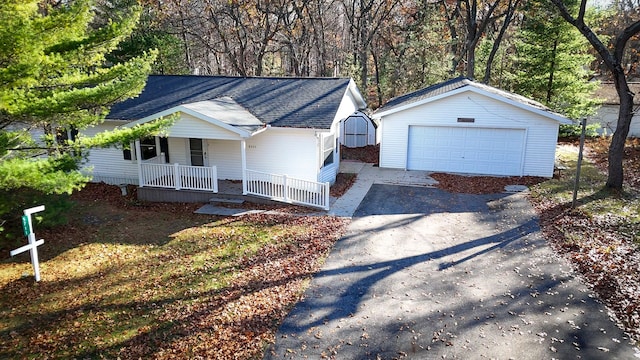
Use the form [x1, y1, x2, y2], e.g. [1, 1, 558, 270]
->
[265, 184, 637, 359]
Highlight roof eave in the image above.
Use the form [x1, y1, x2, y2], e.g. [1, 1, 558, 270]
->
[122, 105, 254, 138]
[348, 78, 368, 109]
[373, 85, 571, 124]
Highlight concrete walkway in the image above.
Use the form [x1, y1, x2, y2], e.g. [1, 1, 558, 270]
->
[329, 161, 438, 217]
[196, 161, 436, 217]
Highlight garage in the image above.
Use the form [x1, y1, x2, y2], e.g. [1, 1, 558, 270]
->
[407, 126, 525, 176]
[375, 77, 571, 178]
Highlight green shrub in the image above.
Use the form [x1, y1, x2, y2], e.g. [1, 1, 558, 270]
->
[0, 189, 73, 248]
[559, 123, 601, 139]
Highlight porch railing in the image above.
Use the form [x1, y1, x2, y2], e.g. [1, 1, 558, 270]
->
[140, 163, 218, 193]
[244, 169, 330, 210]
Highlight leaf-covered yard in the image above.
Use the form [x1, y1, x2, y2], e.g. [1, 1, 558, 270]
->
[529, 138, 640, 343]
[429, 138, 640, 343]
[0, 188, 348, 359]
[2, 138, 640, 358]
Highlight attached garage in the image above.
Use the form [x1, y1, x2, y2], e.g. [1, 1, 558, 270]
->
[375, 77, 571, 178]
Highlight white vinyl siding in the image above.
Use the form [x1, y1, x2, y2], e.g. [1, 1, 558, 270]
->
[80, 121, 139, 184]
[587, 105, 640, 137]
[168, 138, 188, 164]
[246, 128, 318, 181]
[208, 139, 243, 180]
[379, 91, 560, 178]
[166, 113, 243, 140]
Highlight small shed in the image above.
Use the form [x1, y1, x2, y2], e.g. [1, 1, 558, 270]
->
[373, 77, 570, 178]
[340, 111, 377, 148]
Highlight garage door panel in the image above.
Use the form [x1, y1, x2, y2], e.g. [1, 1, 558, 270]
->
[407, 126, 525, 176]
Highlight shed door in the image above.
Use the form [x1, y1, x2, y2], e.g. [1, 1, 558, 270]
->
[407, 126, 525, 176]
[343, 116, 369, 148]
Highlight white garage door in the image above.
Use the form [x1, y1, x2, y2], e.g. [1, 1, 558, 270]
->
[407, 126, 525, 176]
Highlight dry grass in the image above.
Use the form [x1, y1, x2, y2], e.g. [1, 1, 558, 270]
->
[0, 185, 348, 359]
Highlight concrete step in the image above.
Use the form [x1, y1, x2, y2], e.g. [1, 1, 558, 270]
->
[209, 197, 245, 204]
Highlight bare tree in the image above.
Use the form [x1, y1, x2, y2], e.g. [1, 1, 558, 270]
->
[549, 0, 640, 189]
[341, 0, 400, 91]
[482, 0, 521, 83]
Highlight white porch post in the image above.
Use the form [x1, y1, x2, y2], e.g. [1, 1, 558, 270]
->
[135, 139, 143, 187]
[241, 140, 248, 195]
[174, 163, 181, 190]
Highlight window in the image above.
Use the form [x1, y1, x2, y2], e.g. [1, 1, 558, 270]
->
[139, 137, 157, 160]
[322, 133, 335, 167]
[124, 137, 169, 162]
[55, 127, 78, 144]
[189, 138, 204, 166]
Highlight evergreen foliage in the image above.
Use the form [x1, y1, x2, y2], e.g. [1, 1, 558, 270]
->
[0, 0, 172, 237]
[510, 0, 601, 119]
[0, 0, 169, 195]
[99, 0, 189, 74]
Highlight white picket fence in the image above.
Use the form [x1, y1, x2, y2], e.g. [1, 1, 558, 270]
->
[140, 163, 218, 192]
[244, 169, 330, 210]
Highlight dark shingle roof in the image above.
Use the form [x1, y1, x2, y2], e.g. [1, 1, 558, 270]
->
[108, 75, 361, 129]
[375, 77, 557, 116]
[593, 82, 640, 105]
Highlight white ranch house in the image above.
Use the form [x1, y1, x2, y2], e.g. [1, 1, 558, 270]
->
[82, 75, 366, 210]
[374, 78, 571, 178]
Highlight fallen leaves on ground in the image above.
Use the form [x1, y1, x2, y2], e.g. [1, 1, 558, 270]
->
[0, 184, 349, 359]
[431, 173, 546, 194]
[531, 138, 640, 343]
[341, 144, 379, 164]
[330, 173, 357, 197]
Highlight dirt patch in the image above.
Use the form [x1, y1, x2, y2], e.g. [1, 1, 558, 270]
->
[431, 173, 546, 194]
[330, 173, 357, 198]
[341, 144, 379, 164]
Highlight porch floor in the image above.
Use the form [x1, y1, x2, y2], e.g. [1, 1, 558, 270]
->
[137, 180, 277, 204]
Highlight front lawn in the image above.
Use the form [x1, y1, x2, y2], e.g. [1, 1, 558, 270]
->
[0, 186, 348, 359]
[529, 138, 640, 343]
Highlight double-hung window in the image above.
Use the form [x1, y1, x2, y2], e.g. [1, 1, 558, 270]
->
[321, 133, 335, 167]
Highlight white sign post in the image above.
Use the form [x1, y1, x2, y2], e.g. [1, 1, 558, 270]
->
[10, 205, 45, 282]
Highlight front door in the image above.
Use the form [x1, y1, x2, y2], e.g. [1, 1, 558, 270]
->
[189, 138, 206, 166]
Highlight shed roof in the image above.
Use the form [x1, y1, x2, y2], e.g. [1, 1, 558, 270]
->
[374, 77, 569, 123]
[593, 82, 640, 105]
[108, 75, 366, 130]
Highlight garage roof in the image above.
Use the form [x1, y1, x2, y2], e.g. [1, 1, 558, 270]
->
[373, 77, 571, 124]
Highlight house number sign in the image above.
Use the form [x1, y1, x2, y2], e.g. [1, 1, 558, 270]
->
[10, 205, 45, 282]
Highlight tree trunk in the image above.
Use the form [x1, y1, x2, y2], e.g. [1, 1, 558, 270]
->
[483, 0, 520, 84]
[606, 72, 635, 188]
[546, 38, 558, 104]
[548, 0, 640, 190]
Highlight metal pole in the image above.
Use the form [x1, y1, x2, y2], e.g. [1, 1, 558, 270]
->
[572, 119, 587, 208]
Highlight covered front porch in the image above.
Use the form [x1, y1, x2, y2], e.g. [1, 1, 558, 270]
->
[126, 99, 331, 210]
[136, 163, 330, 210]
